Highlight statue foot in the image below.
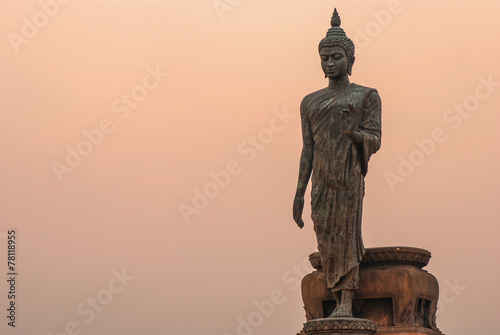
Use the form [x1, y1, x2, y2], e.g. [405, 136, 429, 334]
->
[328, 304, 353, 318]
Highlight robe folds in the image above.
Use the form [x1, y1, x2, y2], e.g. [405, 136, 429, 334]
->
[300, 83, 381, 291]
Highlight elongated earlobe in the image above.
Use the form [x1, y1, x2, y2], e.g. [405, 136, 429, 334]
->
[348, 57, 355, 76]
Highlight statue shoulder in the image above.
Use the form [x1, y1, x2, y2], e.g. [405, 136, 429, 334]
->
[349, 83, 381, 108]
[349, 83, 379, 97]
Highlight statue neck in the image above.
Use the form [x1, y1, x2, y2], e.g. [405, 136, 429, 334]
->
[328, 76, 350, 90]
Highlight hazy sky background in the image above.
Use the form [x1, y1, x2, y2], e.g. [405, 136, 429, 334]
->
[1, 1, 499, 334]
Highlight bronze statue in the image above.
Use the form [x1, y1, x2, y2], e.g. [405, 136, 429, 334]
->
[293, 9, 382, 318]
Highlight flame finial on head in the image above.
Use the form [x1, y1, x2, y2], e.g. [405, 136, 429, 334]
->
[331, 8, 341, 27]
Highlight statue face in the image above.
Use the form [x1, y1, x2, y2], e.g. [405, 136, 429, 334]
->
[320, 46, 349, 79]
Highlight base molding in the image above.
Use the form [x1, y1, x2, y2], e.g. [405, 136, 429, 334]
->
[302, 317, 377, 335]
[376, 326, 443, 335]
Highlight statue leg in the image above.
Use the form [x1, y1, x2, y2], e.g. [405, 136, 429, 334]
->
[329, 289, 354, 317]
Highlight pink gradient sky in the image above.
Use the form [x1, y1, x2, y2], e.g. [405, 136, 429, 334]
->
[1, 1, 499, 334]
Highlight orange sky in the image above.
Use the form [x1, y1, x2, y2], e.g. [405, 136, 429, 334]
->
[1, 1, 499, 334]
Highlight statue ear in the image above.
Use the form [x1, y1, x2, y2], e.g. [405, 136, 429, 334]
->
[347, 56, 355, 76]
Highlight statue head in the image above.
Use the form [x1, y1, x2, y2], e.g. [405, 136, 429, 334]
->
[318, 9, 355, 76]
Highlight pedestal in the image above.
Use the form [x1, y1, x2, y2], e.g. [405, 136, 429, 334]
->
[302, 317, 376, 335]
[300, 247, 444, 335]
[375, 325, 443, 335]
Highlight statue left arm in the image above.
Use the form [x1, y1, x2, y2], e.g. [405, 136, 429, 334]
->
[357, 90, 382, 176]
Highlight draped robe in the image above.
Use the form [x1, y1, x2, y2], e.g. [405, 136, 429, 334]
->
[300, 83, 381, 291]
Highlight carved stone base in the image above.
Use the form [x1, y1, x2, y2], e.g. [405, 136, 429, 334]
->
[302, 317, 376, 335]
[302, 247, 442, 333]
[376, 326, 443, 335]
